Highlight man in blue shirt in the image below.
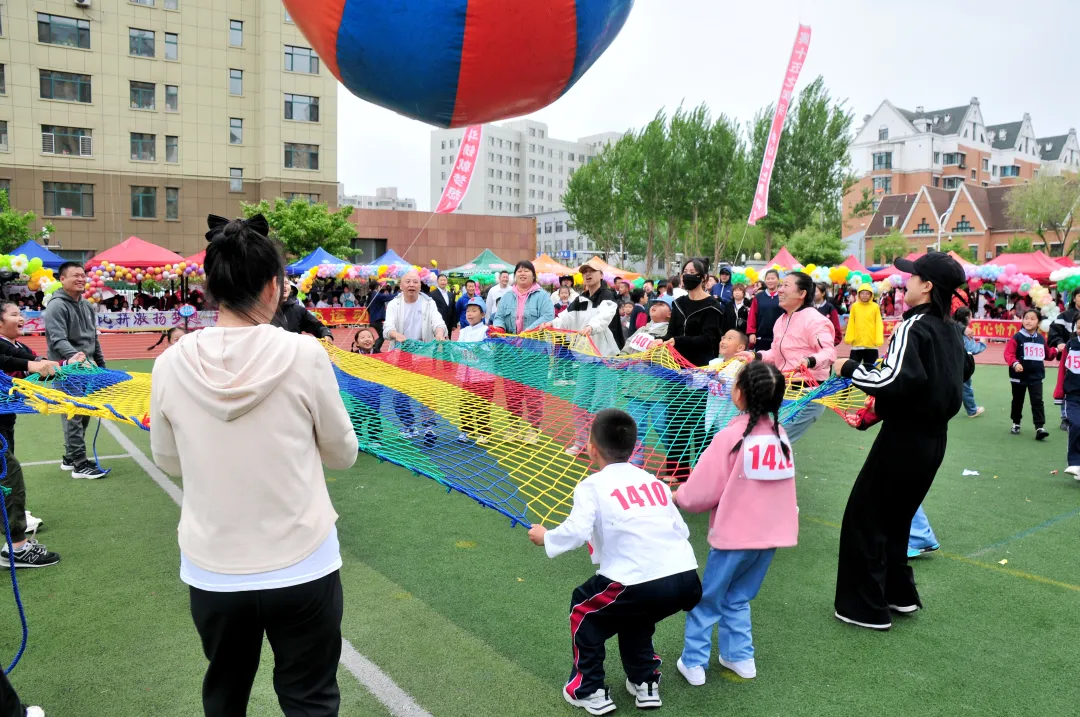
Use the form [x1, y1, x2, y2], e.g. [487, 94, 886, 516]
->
[710, 266, 734, 305]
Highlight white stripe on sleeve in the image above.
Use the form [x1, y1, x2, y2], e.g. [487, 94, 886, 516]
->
[851, 314, 923, 389]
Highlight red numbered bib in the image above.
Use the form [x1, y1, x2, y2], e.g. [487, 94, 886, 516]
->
[628, 331, 656, 353]
[1066, 351, 1080, 374]
[1023, 343, 1045, 361]
[742, 434, 795, 481]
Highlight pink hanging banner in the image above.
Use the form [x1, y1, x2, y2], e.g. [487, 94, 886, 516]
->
[435, 124, 483, 214]
[747, 25, 812, 226]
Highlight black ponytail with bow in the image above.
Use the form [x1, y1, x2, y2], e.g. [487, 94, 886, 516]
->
[203, 214, 284, 324]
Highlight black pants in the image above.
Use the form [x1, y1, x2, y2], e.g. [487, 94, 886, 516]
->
[755, 337, 773, 352]
[0, 414, 15, 457]
[0, 668, 26, 717]
[0, 451, 26, 545]
[1011, 381, 1045, 428]
[566, 570, 701, 699]
[835, 423, 947, 626]
[848, 348, 879, 367]
[189, 570, 344, 717]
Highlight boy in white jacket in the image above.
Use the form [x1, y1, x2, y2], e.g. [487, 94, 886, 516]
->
[455, 297, 493, 443]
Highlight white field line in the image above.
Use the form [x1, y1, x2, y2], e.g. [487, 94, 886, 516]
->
[102, 421, 433, 717]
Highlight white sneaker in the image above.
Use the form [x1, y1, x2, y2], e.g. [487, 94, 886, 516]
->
[719, 656, 757, 679]
[888, 604, 920, 614]
[565, 444, 586, 456]
[563, 688, 616, 715]
[834, 611, 891, 631]
[677, 657, 705, 686]
[456, 433, 469, 443]
[625, 679, 661, 709]
[24, 512, 42, 534]
[1066, 466, 1080, 476]
[26, 708, 45, 717]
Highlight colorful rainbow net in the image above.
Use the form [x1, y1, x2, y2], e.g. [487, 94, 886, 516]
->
[0, 332, 865, 527]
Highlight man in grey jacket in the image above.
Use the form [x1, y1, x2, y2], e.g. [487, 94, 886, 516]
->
[44, 262, 108, 479]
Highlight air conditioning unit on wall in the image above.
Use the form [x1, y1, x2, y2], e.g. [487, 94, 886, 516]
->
[75, 0, 91, 8]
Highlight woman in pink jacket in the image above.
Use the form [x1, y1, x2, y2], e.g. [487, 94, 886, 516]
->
[738, 271, 836, 443]
[674, 362, 798, 686]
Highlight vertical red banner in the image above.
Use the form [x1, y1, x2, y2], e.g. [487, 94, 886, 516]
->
[747, 25, 812, 226]
[435, 124, 484, 214]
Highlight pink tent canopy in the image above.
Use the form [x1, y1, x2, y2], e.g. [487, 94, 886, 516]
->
[841, 255, 870, 275]
[185, 250, 206, 264]
[88, 236, 184, 269]
[764, 246, 800, 269]
[870, 252, 922, 281]
[985, 251, 1061, 283]
[1055, 256, 1076, 268]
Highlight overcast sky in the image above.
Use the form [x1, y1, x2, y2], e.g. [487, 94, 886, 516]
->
[337, 0, 1080, 211]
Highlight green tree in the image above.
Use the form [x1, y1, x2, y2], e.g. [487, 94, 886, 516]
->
[785, 228, 845, 266]
[847, 185, 876, 221]
[241, 198, 355, 260]
[0, 189, 55, 254]
[1004, 236, 1034, 254]
[939, 239, 976, 262]
[1005, 176, 1080, 255]
[872, 230, 909, 264]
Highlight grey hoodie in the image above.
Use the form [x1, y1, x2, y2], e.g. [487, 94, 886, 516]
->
[44, 290, 105, 365]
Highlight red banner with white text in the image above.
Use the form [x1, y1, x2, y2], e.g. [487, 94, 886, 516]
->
[884, 318, 1022, 341]
[748, 25, 812, 226]
[435, 125, 483, 214]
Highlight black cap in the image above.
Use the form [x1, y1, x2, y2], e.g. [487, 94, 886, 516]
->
[893, 252, 966, 294]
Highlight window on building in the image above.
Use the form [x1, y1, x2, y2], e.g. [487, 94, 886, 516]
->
[982, 158, 989, 172]
[529, 128, 536, 137]
[992, 165, 998, 177]
[166, 135, 178, 163]
[971, 169, 976, 180]
[942, 177, 963, 190]
[283, 93, 319, 122]
[41, 125, 92, 156]
[44, 182, 94, 217]
[942, 152, 964, 166]
[872, 199, 880, 211]
[284, 143, 319, 170]
[165, 0, 179, 8]
[229, 69, 242, 95]
[872, 176, 892, 194]
[130, 80, 155, 109]
[165, 85, 178, 112]
[0, 65, 4, 95]
[230, 168, 243, 192]
[878, 126, 888, 141]
[229, 20, 243, 46]
[539, 130, 545, 138]
[933, 151, 941, 164]
[131, 186, 156, 218]
[40, 70, 92, 103]
[566, 221, 575, 231]
[555, 221, 564, 232]
[1000, 166, 1020, 177]
[953, 215, 973, 232]
[38, 13, 91, 48]
[486, 169, 493, 177]
[932, 176, 940, 188]
[164, 32, 178, 60]
[131, 0, 154, 5]
[166, 187, 179, 219]
[285, 45, 319, 74]
[0, 121, 6, 152]
[544, 222, 553, 234]
[130, 132, 156, 161]
[284, 8, 292, 22]
[914, 219, 932, 235]
[129, 28, 155, 57]
[229, 118, 243, 144]
[871, 152, 892, 170]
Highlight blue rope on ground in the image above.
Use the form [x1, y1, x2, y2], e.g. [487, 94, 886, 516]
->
[0, 435, 28, 674]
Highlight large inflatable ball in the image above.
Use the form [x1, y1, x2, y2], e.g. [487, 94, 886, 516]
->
[281, 0, 634, 128]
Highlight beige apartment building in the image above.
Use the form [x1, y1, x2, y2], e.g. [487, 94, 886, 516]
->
[0, 0, 338, 259]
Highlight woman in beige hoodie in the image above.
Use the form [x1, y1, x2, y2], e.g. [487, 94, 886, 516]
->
[150, 214, 358, 716]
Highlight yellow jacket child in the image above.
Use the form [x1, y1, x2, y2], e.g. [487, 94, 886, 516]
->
[845, 284, 884, 367]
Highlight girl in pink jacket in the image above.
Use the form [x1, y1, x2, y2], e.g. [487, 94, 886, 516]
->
[673, 361, 798, 686]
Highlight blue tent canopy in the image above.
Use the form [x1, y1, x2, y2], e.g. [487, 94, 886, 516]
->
[11, 240, 65, 270]
[286, 247, 346, 275]
[372, 249, 413, 268]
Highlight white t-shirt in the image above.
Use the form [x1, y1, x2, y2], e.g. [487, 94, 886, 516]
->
[399, 299, 425, 340]
[544, 463, 697, 585]
[181, 526, 341, 592]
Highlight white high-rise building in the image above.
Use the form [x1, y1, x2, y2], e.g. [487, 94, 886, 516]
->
[337, 185, 417, 211]
[430, 120, 623, 214]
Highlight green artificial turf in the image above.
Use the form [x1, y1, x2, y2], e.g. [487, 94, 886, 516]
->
[1, 361, 1078, 716]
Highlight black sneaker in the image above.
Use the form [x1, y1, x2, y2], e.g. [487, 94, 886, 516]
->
[71, 461, 108, 480]
[59, 456, 75, 471]
[1010, 424, 1021, 435]
[1061, 418, 1070, 432]
[1036, 428, 1050, 441]
[0, 541, 60, 568]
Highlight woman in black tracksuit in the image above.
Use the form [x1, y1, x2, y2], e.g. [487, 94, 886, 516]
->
[657, 258, 733, 482]
[833, 253, 974, 630]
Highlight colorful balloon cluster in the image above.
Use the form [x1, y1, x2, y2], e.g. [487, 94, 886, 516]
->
[297, 262, 437, 300]
[83, 261, 205, 302]
[1051, 267, 1080, 295]
[0, 254, 61, 295]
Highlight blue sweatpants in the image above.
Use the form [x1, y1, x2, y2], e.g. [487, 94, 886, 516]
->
[681, 548, 775, 667]
[908, 504, 938, 551]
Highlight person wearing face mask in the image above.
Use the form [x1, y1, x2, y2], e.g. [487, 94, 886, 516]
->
[654, 259, 732, 482]
[746, 269, 782, 351]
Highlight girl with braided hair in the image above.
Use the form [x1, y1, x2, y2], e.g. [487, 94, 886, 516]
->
[674, 362, 798, 685]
